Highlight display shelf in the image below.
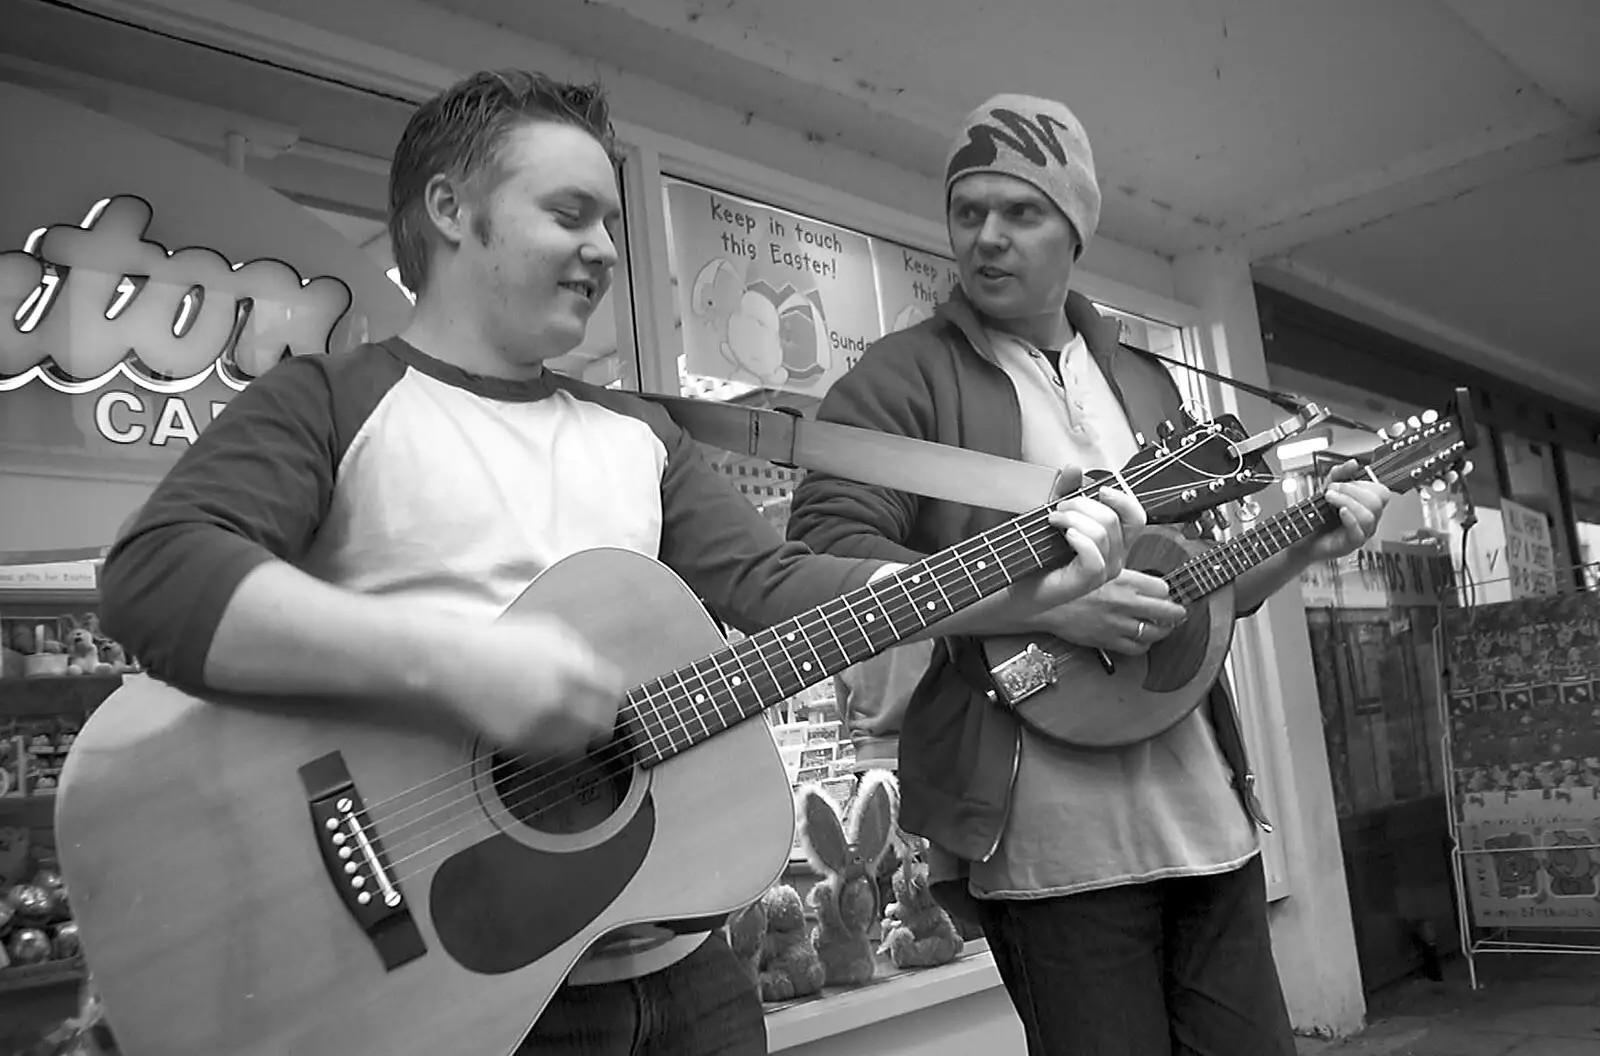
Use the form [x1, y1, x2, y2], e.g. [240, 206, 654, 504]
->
[0, 958, 85, 995]
[0, 793, 56, 808]
[0, 674, 121, 718]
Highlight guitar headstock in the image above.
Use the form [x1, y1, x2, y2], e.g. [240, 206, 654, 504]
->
[1353, 389, 1477, 496]
[1101, 414, 1278, 524]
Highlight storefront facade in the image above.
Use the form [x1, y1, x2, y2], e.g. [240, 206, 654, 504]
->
[1255, 284, 1600, 992]
[0, 0, 1395, 1047]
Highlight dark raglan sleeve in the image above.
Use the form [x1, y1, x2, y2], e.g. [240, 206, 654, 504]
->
[646, 410, 886, 636]
[98, 354, 357, 691]
[785, 332, 939, 565]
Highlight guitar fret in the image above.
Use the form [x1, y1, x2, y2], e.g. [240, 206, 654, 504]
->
[772, 627, 809, 685]
[814, 600, 854, 669]
[624, 691, 667, 757]
[686, 661, 733, 735]
[732, 637, 786, 714]
[839, 596, 879, 659]
[865, 585, 902, 650]
[884, 571, 927, 638]
[741, 634, 788, 705]
[956, 546, 985, 599]
[983, 536, 1015, 585]
[660, 671, 702, 745]
[718, 648, 764, 723]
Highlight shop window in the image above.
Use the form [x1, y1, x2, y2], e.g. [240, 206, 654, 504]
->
[1564, 449, 1600, 591]
[661, 176, 981, 997]
[1270, 376, 1492, 986]
[1497, 433, 1579, 593]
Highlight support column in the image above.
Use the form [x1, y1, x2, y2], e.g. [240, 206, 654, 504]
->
[1172, 247, 1366, 1038]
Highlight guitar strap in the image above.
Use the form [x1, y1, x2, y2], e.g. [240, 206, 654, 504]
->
[642, 394, 1063, 513]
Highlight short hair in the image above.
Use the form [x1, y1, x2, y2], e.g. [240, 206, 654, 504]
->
[387, 70, 615, 294]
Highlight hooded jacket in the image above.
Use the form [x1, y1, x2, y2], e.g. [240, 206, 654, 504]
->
[787, 288, 1271, 880]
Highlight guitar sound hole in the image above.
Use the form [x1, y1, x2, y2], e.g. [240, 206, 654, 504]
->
[489, 751, 632, 835]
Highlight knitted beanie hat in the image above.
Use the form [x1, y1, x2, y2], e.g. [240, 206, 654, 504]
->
[944, 94, 1100, 257]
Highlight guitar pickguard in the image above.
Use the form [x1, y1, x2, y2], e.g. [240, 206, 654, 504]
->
[430, 796, 655, 974]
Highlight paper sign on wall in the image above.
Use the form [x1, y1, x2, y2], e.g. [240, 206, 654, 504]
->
[1502, 497, 1558, 598]
[873, 241, 958, 338]
[666, 180, 882, 396]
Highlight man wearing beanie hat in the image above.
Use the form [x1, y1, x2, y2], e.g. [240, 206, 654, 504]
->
[789, 93, 1390, 1055]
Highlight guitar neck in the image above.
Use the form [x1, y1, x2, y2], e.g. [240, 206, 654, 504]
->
[1167, 494, 1340, 605]
[627, 503, 1070, 767]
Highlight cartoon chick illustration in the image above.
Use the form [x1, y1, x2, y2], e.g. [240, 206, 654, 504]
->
[691, 258, 744, 336]
[724, 287, 789, 386]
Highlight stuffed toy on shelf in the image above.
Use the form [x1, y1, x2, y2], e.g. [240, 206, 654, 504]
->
[752, 884, 825, 1002]
[870, 769, 965, 969]
[796, 771, 894, 987]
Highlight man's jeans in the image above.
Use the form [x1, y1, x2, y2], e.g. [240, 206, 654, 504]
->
[975, 856, 1296, 1056]
[518, 933, 766, 1055]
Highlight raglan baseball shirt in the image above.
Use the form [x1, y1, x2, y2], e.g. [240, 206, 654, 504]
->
[98, 335, 885, 983]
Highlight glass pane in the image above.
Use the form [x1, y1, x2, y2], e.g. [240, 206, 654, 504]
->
[1262, 375, 1475, 814]
[1498, 432, 1576, 593]
[1565, 449, 1600, 591]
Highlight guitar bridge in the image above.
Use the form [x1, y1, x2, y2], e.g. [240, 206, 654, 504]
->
[989, 642, 1058, 707]
[300, 751, 427, 971]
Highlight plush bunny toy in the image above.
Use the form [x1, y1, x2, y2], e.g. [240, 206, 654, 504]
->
[754, 884, 825, 1001]
[797, 773, 895, 987]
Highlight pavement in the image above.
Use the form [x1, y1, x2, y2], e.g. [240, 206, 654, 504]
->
[1297, 952, 1600, 1056]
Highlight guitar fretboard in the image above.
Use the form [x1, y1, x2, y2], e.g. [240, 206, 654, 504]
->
[1167, 495, 1337, 604]
[623, 502, 1073, 767]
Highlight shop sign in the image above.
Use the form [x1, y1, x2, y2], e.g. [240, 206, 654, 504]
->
[1502, 497, 1558, 598]
[1299, 539, 1455, 609]
[1, 194, 352, 448]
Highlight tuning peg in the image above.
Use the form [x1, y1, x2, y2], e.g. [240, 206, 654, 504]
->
[1445, 470, 1461, 485]
[1156, 419, 1177, 442]
[1431, 479, 1448, 492]
[1463, 460, 1475, 476]
[1408, 415, 1422, 429]
[1375, 425, 1388, 439]
[1391, 420, 1408, 436]
[1422, 409, 1439, 424]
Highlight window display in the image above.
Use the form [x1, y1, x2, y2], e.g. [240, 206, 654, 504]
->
[0, 567, 121, 1043]
[1566, 450, 1600, 591]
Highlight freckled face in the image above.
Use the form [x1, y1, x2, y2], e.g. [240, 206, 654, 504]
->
[459, 121, 621, 365]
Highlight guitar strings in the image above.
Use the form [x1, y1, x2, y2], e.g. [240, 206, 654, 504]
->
[363, 454, 1209, 844]
[376, 484, 1228, 878]
[351, 451, 1222, 879]
[376, 486, 1217, 888]
[338, 451, 1216, 880]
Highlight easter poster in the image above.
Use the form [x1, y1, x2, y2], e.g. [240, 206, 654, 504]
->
[665, 178, 881, 397]
[1444, 592, 1600, 928]
[873, 241, 958, 337]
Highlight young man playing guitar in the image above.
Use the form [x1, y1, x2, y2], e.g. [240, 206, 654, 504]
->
[786, 94, 1394, 1056]
[96, 72, 1142, 1055]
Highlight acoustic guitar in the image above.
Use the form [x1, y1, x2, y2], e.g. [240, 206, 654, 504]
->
[983, 393, 1476, 749]
[53, 416, 1265, 1056]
